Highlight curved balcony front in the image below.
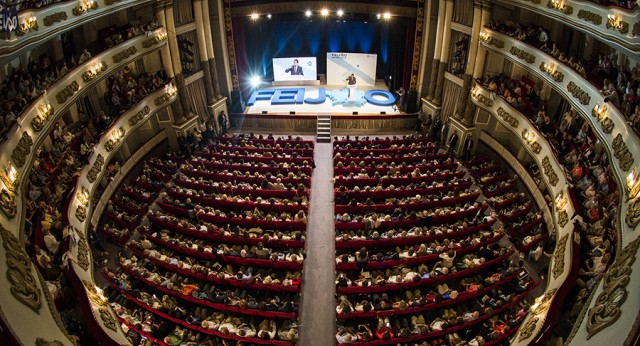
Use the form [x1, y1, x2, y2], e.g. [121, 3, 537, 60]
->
[61, 83, 177, 345]
[470, 84, 580, 346]
[0, 27, 167, 345]
[495, 0, 640, 55]
[478, 27, 640, 345]
[0, 0, 154, 59]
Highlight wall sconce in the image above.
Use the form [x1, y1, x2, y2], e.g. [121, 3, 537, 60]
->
[607, 14, 629, 34]
[592, 102, 607, 120]
[31, 101, 54, 132]
[531, 288, 557, 315]
[540, 61, 564, 82]
[521, 129, 541, 154]
[16, 16, 38, 36]
[547, 0, 573, 14]
[626, 168, 640, 199]
[555, 191, 567, 210]
[82, 61, 107, 82]
[76, 186, 90, 206]
[479, 31, 489, 42]
[73, 0, 98, 16]
[83, 280, 108, 306]
[165, 83, 177, 97]
[105, 127, 125, 152]
[0, 164, 18, 191]
[157, 31, 167, 42]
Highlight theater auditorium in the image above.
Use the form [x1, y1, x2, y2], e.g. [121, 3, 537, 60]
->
[0, 0, 638, 345]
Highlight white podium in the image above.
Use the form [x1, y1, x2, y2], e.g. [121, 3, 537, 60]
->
[347, 84, 357, 101]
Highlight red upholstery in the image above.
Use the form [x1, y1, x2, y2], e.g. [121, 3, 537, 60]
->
[166, 190, 307, 213]
[193, 152, 312, 165]
[181, 169, 310, 187]
[334, 162, 458, 176]
[334, 171, 466, 189]
[204, 145, 314, 156]
[334, 138, 432, 147]
[335, 182, 472, 200]
[190, 160, 313, 175]
[335, 146, 439, 157]
[335, 153, 448, 166]
[174, 179, 310, 198]
[214, 136, 315, 148]
[334, 193, 479, 214]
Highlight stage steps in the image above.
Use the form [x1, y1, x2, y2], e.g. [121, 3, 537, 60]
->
[316, 115, 332, 143]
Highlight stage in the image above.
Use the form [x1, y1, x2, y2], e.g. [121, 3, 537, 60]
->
[231, 80, 419, 133]
[244, 82, 402, 116]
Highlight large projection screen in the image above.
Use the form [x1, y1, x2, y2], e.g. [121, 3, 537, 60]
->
[327, 52, 377, 86]
[273, 57, 317, 81]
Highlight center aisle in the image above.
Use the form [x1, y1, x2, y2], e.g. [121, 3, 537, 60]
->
[299, 141, 336, 346]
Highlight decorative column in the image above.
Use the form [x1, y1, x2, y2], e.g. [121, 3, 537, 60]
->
[409, 0, 425, 92]
[464, 0, 491, 123]
[455, 0, 483, 125]
[193, 0, 215, 103]
[155, 1, 184, 121]
[433, 0, 454, 106]
[201, 0, 222, 99]
[223, 0, 240, 91]
[426, 0, 445, 101]
[165, 1, 193, 120]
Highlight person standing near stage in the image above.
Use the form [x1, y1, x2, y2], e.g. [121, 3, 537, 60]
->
[285, 59, 304, 75]
[464, 136, 474, 161]
[346, 73, 357, 98]
[219, 111, 228, 134]
[396, 87, 406, 111]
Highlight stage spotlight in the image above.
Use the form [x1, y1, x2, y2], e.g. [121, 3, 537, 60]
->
[267, 13, 272, 19]
[305, 10, 312, 17]
[376, 13, 381, 19]
[320, 8, 329, 16]
[250, 76, 261, 88]
[337, 9, 344, 17]
[383, 12, 392, 20]
[250, 13, 259, 20]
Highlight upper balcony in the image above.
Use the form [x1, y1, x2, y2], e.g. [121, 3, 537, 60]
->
[495, 0, 640, 55]
[0, 0, 153, 60]
[478, 26, 640, 345]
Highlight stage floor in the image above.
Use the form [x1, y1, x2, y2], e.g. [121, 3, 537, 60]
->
[245, 83, 401, 116]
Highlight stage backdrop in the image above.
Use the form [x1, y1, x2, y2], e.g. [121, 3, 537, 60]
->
[327, 52, 377, 86]
[273, 57, 317, 82]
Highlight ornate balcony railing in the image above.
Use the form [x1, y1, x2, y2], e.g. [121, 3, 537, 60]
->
[61, 84, 176, 344]
[479, 27, 640, 346]
[0, 27, 167, 345]
[0, 0, 154, 59]
[495, 0, 640, 55]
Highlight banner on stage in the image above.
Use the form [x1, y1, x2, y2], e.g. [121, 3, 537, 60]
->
[327, 52, 377, 86]
[273, 57, 317, 82]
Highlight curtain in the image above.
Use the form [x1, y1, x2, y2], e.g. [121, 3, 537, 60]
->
[174, 0, 194, 26]
[185, 78, 208, 121]
[452, 0, 473, 26]
[448, 31, 469, 76]
[441, 79, 464, 121]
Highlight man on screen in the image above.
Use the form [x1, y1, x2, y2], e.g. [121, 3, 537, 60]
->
[285, 59, 304, 75]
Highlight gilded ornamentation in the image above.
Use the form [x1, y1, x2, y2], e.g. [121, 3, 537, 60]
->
[625, 196, 640, 228]
[577, 10, 602, 25]
[518, 316, 539, 342]
[76, 230, 89, 271]
[82, 61, 107, 82]
[481, 35, 505, 49]
[547, 0, 573, 14]
[510, 46, 536, 64]
[541, 156, 559, 186]
[75, 205, 87, 222]
[471, 91, 493, 107]
[128, 106, 151, 126]
[142, 34, 167, 48]
[567, 81, 591, 105]
[43, 12, 68, 27]
[104, 127, 125, 152]
[612, 133, 634, 171]
[496, 107, 519, 127]
[15, 21, 38, 37]
[539, 62, 564, 82]
[558, 210, 568, 227]
[587, 237, 640, 339]
[99, 306, 117, 331]
[11, 131, 33, 168]
[86, 154, 104, 183]
[35, 338, 65, 346]
[72, 0, 98, 16]
[224, 3, 239, 90]
[600, 118, 614, 133]
[0, 189, 17, 219]
[112, 46, 137, 64]
[633, 22, 640, 36]
[553, 234, 569, 279]
[410, 3, 424, 90]
[0, 224, 42, 314]
[55, 81, 79, 105]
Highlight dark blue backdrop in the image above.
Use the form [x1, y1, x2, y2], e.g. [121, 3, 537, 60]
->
[232, 17, 414, 96]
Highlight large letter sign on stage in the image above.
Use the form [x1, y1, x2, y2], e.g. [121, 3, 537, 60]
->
[246, 88, 395, 107]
